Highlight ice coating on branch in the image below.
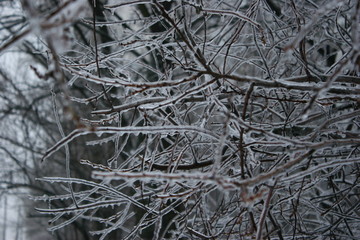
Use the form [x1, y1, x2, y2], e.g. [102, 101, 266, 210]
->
[41, 126, 219, 162]
[8, 0, 359, 238]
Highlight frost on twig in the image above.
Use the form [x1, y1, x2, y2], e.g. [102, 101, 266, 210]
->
[1, 0, 359, 239]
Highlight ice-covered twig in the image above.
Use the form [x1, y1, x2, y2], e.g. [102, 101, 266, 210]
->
[41, 126, 219, 162]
